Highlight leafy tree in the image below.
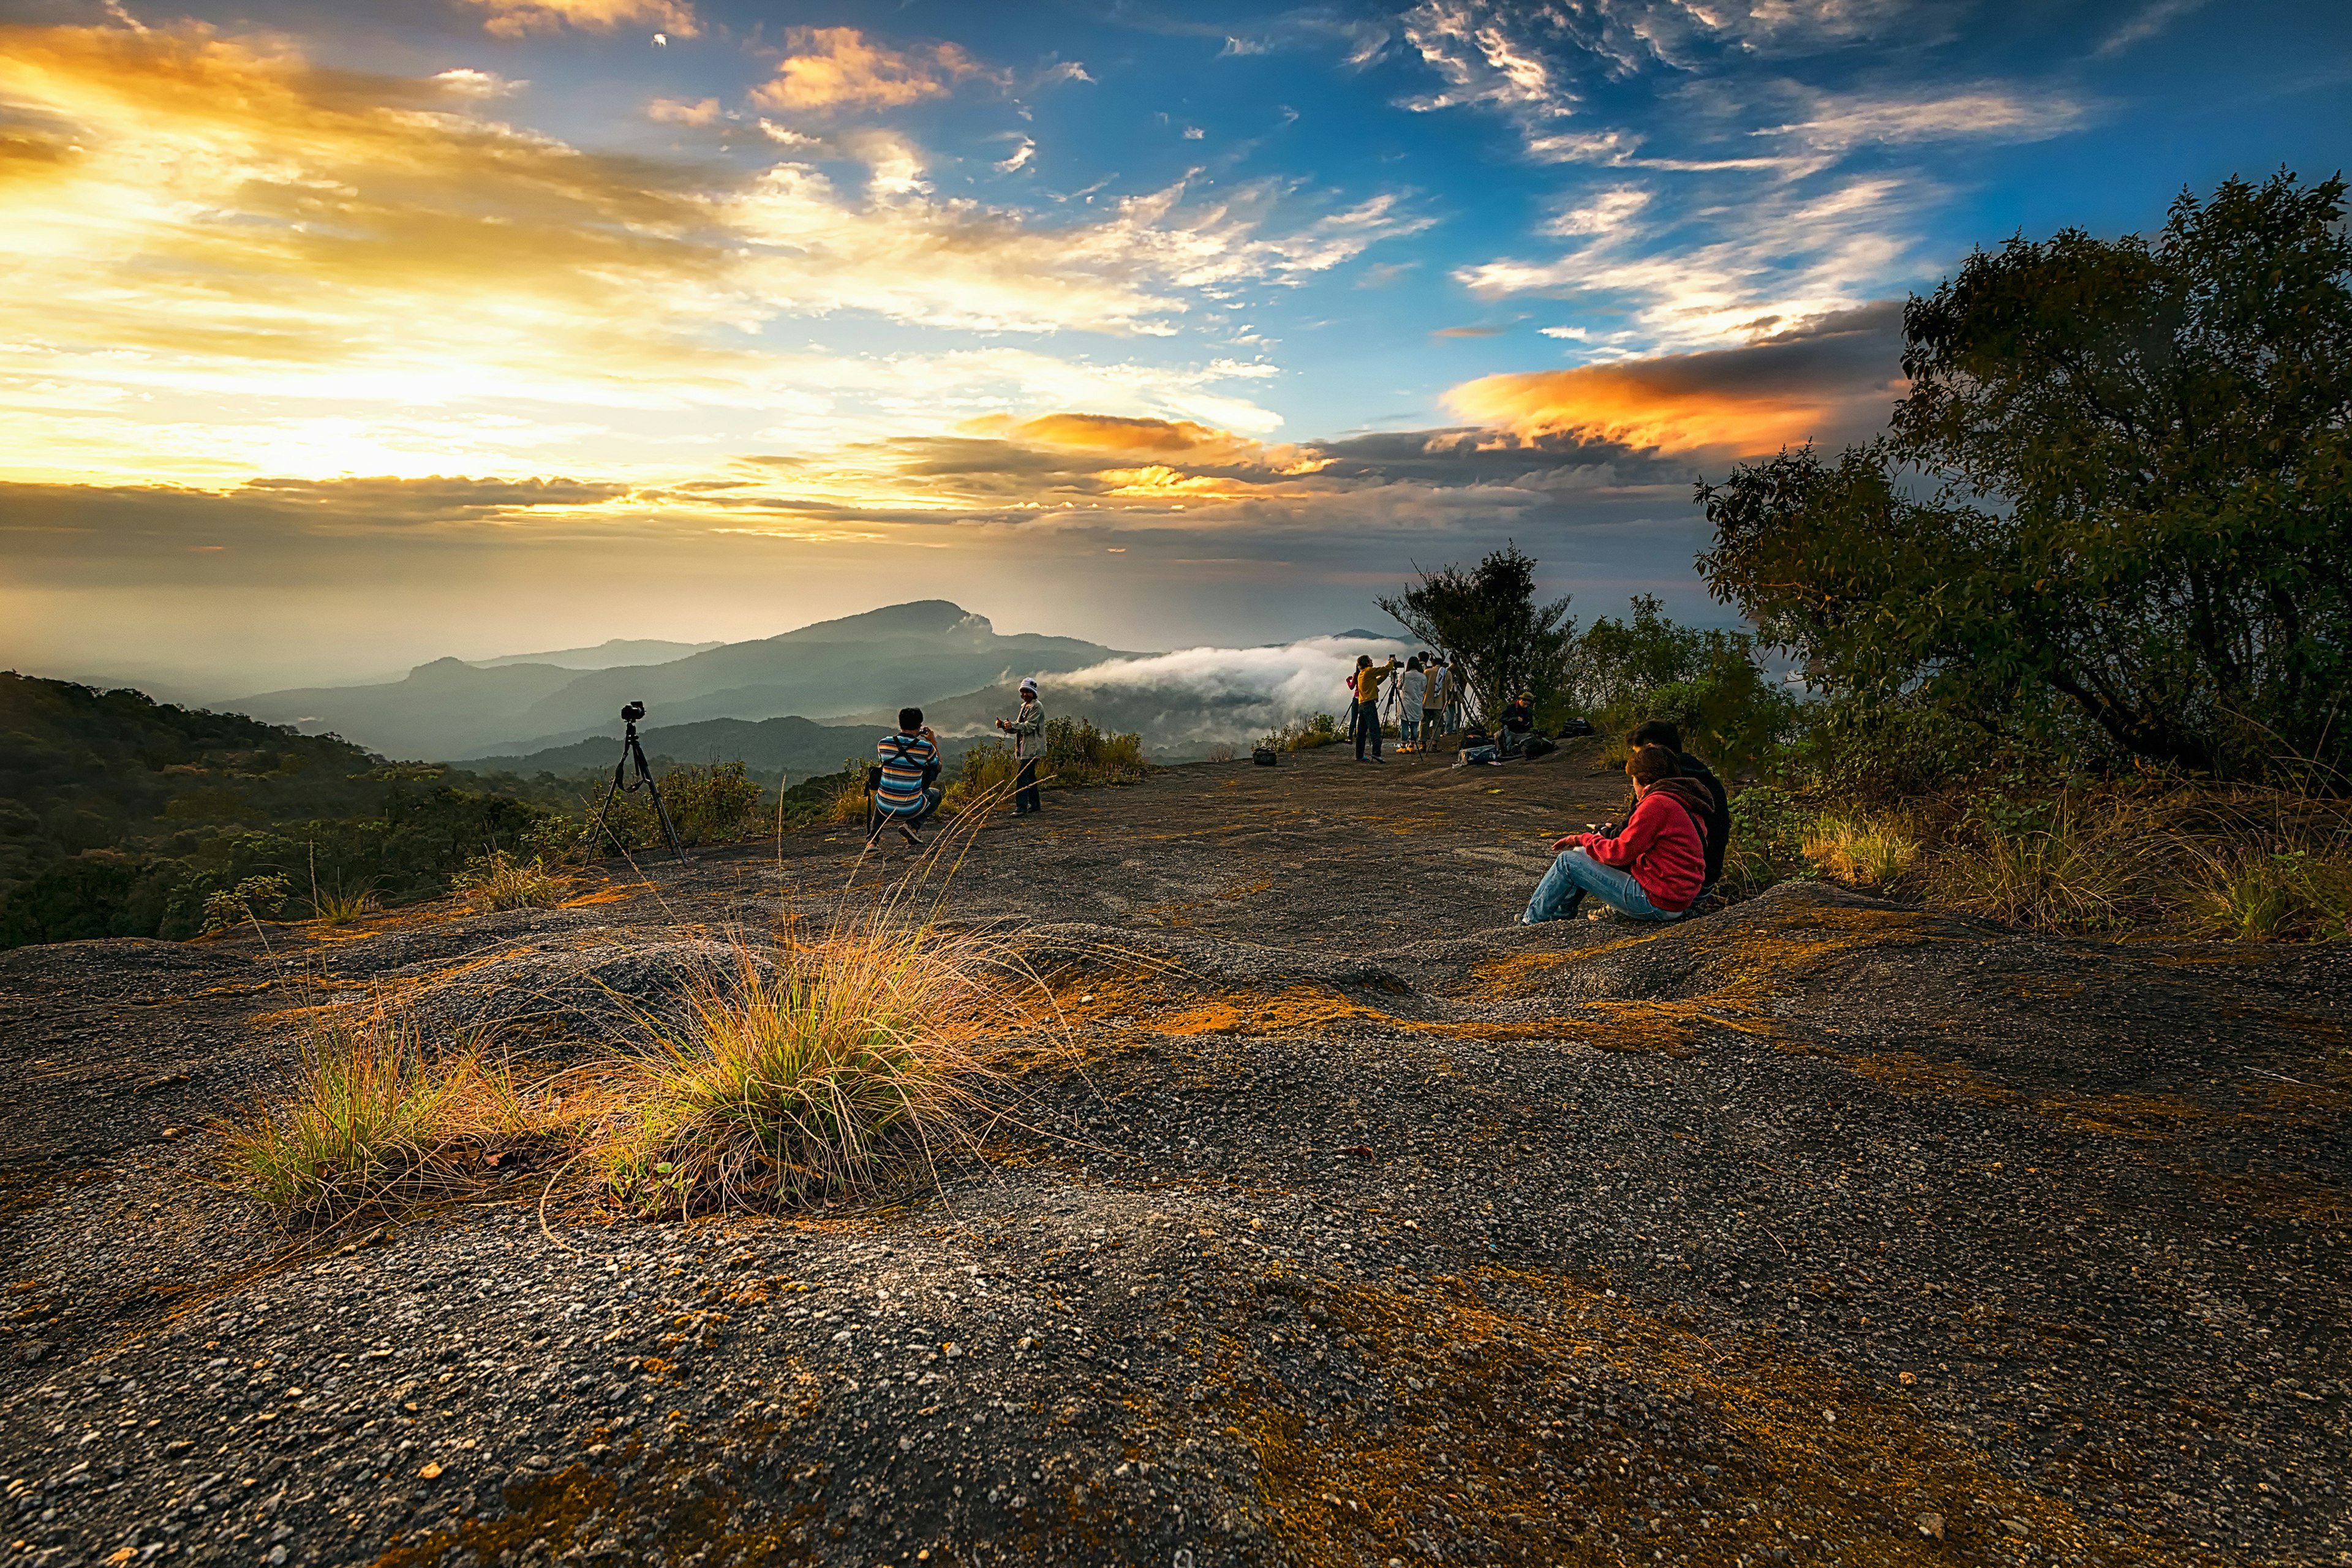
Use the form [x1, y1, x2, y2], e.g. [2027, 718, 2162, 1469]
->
[1700, 170, 2352, 783]
[1378, 543, 1577, 726]
[1573, 595, 1795, 764]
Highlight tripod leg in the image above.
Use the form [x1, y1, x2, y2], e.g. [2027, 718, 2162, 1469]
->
[629, 735, 691, 862]
[584, 760, 629, 859]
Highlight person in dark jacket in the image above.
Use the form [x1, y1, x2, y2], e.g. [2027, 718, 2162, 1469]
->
[1627, 720, 1731, 893]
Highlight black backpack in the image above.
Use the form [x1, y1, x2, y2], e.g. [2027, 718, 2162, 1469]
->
[866, 734, 940, 794]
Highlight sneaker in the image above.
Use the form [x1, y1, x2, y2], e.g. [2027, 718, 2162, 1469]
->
[897, 824, 924, 847]
[1370, 755, 1386, 763]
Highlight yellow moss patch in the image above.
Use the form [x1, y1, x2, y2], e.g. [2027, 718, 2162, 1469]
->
[1197, 1265, 2196, 1566]
[2035, 1092, 2210, 1140]
[2186, 1166, 2351, 1227]
[1845, 1051, 2016, 1105]
[560, 881, 656, 910]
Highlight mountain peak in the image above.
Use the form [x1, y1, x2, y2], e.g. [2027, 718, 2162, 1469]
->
[772, 600, 991, 643]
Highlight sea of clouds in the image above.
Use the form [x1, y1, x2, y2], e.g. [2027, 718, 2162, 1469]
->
[1006, 633, 1419, 755]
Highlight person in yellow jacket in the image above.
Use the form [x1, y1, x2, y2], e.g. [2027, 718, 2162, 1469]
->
[1351, 654, 1399, 763]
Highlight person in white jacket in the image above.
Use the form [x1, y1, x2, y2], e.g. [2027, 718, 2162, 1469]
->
[1396, 657, 1428, 752]
[995, 678, 1045, 815]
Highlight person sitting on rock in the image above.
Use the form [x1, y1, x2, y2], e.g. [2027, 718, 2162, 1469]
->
[1497, 690, 1537, 756]
[867, 707, 942, 849]
[1627, 718, 1732, 896]
[1521, 743, 1713, 924]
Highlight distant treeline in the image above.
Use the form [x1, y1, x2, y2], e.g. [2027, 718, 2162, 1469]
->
[0, 673, 593, 946]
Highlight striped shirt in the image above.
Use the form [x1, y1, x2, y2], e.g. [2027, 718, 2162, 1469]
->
[873, 730, 937, 815]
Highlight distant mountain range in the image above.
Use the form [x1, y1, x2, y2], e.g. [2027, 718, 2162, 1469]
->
[467, 715, 984, 783]
[466, 637, 720, 671]
[230, 601, 1135, 761]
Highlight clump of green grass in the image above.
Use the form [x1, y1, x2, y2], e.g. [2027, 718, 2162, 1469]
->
[1801, 810, 1921, 888]
[450, 850, 568, 910]
[224, 1016, 564, 1221]
[2187, 846, 2352, 941]
[598, 922, 1038, 1216]
[1926, 796, 2151, 932]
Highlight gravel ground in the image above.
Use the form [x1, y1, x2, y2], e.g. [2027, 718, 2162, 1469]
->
[1, 744, 2345, 1567]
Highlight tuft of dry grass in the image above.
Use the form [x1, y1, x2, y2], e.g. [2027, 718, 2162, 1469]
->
[224, 1014, 587, 1223]
[823, 758, 872, 826]
[450, 850, 570, 910]
[1207, 743, 1237, 763]
[1925, 798, 2149, 932]
[1801, 810, 1920, 888]
[595, 917, 1050, 1216]
[309, 886, 379, 925]
[2186, 844, 2352, 941]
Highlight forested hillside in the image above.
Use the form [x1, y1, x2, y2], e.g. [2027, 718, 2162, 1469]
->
[0, 674, 559, 945]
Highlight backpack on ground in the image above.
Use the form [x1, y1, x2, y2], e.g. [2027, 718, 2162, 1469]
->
[1520, 734, 1558, 760]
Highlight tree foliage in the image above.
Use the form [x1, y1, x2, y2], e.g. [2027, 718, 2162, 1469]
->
[1572, 595, 1796, 764]
[1378, 543, 1577, 725]
[1700, 170, 2352, 783]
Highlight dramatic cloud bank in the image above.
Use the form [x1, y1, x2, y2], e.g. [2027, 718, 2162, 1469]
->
[995, 635, 1417, 754]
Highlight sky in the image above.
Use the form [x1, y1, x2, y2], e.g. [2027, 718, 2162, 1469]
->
[1, 0, 2346, 696]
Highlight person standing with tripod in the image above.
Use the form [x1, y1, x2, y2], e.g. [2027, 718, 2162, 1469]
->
[996, 677, 1045, 815]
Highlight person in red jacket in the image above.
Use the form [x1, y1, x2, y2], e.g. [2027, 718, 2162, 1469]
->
[1521, 744, 1714, 924]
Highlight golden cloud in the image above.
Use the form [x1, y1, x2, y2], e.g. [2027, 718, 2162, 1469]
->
[460, 0, 699, 39]
[1444, 311, 1905, 455]
[752, 27, 989, 113]
[0, 25, 1414, 489]
[1448, 366, 1831, 453]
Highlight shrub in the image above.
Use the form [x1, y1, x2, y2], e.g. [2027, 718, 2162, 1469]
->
[1573, 595, 1797, 766]
[1716, 786, 1820, 899]
[660, 760, 765, 843]
[202, 873, 291, 933]
[451, 850, 568, 910]
[1207, 744, 1236, 763]
[597, 924, 1036, 1215]
[224, 1016, 563, 1222]
[1260, 712, 1344, 752]
[1044, 716, 1147, 783]
[944, 741, 1018, 817]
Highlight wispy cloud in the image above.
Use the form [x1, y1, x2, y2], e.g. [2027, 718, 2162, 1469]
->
[459, 0, 697, 40]
[2098, 0, 2213, 56]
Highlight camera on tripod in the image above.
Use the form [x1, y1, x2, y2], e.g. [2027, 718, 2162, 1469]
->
[585, 699, 688, 862]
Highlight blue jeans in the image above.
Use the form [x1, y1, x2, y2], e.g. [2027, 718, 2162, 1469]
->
[1400, 715, 1420, 747]
[1523, 848, 1681, 924]
[1352, 699, 1382, 758]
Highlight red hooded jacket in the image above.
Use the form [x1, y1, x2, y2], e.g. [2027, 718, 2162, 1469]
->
[1576, 783, 1711, 912]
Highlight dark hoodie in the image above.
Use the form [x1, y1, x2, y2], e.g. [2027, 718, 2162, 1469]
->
[1672, 753, 1732, 889]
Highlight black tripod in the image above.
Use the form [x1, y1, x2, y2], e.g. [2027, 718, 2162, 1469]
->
[587, 701, 689, 863]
